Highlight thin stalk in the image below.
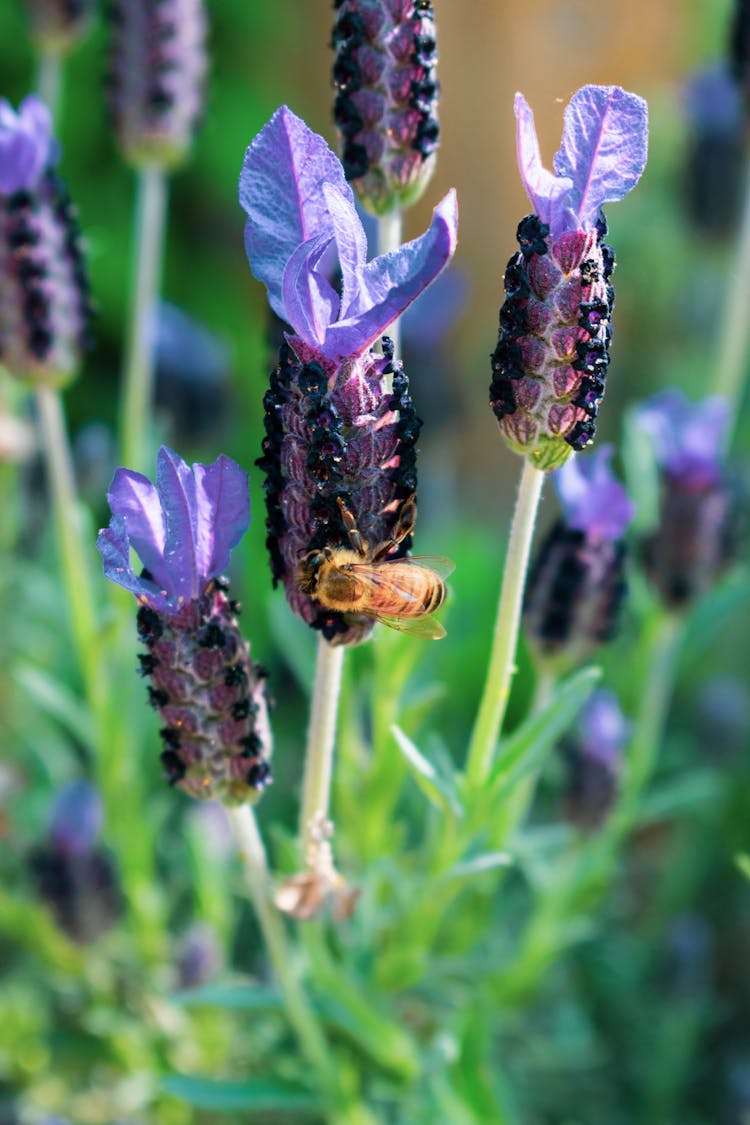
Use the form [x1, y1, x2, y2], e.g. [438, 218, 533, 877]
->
[713, 158, 750, 443]
[119, 164, 169, 472]
[298, 639, 346, 852]
[36, 52, 62, 119]
[377, 209, 403, 370]
[35, 386, 103, 711]
[226, 804, 333, 1079]
[466, 458, 545, 786]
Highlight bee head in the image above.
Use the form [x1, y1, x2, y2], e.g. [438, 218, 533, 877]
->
[296, 549, 327, 595]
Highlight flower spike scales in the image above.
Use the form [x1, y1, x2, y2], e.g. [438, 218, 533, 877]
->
[491, 86, 648, 470]
[240, 105, 457, 646]
[97, 447, 272, 806]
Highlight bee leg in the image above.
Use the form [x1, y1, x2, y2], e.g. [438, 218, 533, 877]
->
[336, 497, 368, 557]
[373, 494, 417, 561]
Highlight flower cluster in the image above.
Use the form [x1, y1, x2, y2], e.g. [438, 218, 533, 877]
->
[240, 106, 457, 644]
[97, 447, 272, 805]
[331, 0, 440, 214]
[490, 86, 648, 469]
[0, 96, 92, 386]
[105, 0, 207, 169]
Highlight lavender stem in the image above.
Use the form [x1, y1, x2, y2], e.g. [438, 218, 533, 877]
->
[119, 163, 169, 472]
[713, 159, 750, 442]
[299, 639, 346, 855]
[36, 53, 62, 120]
[377, 208, 403, 369]
[466, 458, 545, 786]
[225, 804, 332, 1075]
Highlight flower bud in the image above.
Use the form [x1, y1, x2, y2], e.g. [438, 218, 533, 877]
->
[105, 0, 207, 169]
[524, 447, 633, 664]
[0, 96, 93, 387]
[24, 0, 94, 56]
[332, 0, 439, 214]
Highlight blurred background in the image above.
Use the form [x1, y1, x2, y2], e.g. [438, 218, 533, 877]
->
[1, 0, 750, 1122]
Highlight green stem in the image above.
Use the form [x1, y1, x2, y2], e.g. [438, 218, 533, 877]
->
[119, 164, 169, 472]
[377, 209, 403, 377]
[35, 386, 103, 712]
[226, 804, 332, 1077]
[36, 52, 62, 119]
[465, 458, 545, 786]
[713, 158, 750, 443]
[299, 639, 346, 854]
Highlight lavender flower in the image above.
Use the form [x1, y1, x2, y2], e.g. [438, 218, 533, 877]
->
[332, 0, 440, 215]
[561, 689, 628, 830]
[96, 447, 272, 805]
[490, 86, 648, 470]
[24, 0, 95, 56]
[638, 391, 738, 607]
[524, 447, 634, 664]
[240, 105, 457, 644]
[29, 782, 124, 943]
[682, 67, 744, 238]
[105, 0, 207, 169]
[0, 96, 92, 386]
[175, 922, 222, 989]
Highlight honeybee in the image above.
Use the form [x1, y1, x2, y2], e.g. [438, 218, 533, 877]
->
[296, 496, 453, 639]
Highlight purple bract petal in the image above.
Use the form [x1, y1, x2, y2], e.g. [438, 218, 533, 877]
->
[0, 95, 53, 196]
[97, 447, 250, 612]
[240, 106, 458, 361]
[637, 390, 729, 486]
[515, 86, 648, 238]
[239, 105, 352, 322]
[554, 445, 634, 541]
[49, 781, 103, 857]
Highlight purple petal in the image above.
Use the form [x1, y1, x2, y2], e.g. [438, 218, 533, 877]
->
[553, 86, 648, 230]
[281, 233, 339, 348]
[515, 93, 575, 234]
[323, 188, 458, 360]
[638, 390, 729, 484]
[193, 454, 251, 580]
[322, 181, 367, 315]
[239, 105, 355, 321]
[49, 781, 103, 857]
[96, 514, 173, 611]
[554, 445, 634, 541]
[579, 689, 628, 764]
[156, 447, 201, 603]
[0, 95, 53, 195]
[105, 467, 170, 588]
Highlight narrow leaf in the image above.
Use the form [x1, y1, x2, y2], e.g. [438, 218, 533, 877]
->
[160, 1075, 320, 1112]
[391, 724, 462, 817]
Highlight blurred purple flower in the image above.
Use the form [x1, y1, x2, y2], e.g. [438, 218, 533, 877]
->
[684, 66, 744, 134]
[49, 780, 103, 857]
[153, 302, 231, 443]
[637, 389, 729, 487]
[97, 446, 250, 614]
[175, 921, 222, 989]
[682, 67, 745, 238]
[239, 105, 457, 364]
[0, 96, 53, 196]
[491, 85, 648, 466]
[554, 445, 635, 541]
[24, 0, 95, 55]
[562, 688, 628, 830]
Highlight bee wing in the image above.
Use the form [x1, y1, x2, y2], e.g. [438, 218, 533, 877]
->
[402, 555, 455, 580]
[349, 557, 451, 607]
[377, 613, 447, 640]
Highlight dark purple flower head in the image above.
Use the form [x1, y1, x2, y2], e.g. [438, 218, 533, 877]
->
[49, 780, 103, 857]
[562, 688, 627, 830]
[331, 0, 440, 215]
[239, 105, 457, 365]
[25, 0, 95, 55]
[516, 86, 648, 241]
[97, 448, 272, 805]
[554, 446, 635, 541]
[637, 390, 729, 488]
[491, 86, 648, 468]
[0, 96, 53, 196]
[0, 97, 92, 386]
[97, 446, 249, 614]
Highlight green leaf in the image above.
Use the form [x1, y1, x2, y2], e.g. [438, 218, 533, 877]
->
[170, 981, 283, 1011]
[391, 724, 462, 817]
[736, 853, 750, 881]
[487, 666, 601, 797]
[622, 405, 661, 534]
[441, 851, 513, 884]
[14, 663, 94, 752]
[160, 1075, 320, 1111]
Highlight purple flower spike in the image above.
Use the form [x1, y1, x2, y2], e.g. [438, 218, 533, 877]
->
[239, 105, 457, 363]
[0, 96, 53, 196]
[562, 688, 628, 831]
[49, 781, 103, 857]
[637, 390, 729, 487]
[516, 86, 648, 240]
[97, 447, 272, 806]
[554, 446, 635, 541]
[97, 447, 250, 613]
[492, 86, 648, 467]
